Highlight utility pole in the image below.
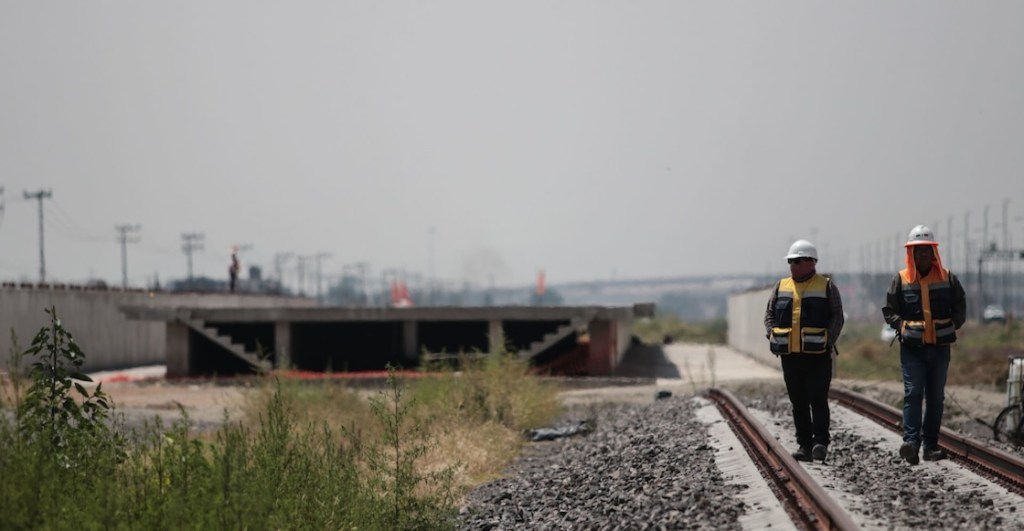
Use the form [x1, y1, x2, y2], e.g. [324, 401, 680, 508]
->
[115, 224, 141, 288]
[963, 211, 970, 277]
[273, 252, 294, 292]
[345, 261, 370, 305]
[428, 226, 435, 305]
[1002, 198, 1011, 308]
[313, 252, 333, 303]
[946, 216, 953, 267]
[296, 255, 310, 296]
[23, 189, 52, 283]
[181, 233, 205, 282]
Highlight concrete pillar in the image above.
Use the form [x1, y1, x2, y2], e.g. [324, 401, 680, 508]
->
[587, 319, 617, 376]
[166, 321, 190, 378]
[403, 321, 418, 361]
[488, 320, 504, 354]
[274, 321, 291, 369]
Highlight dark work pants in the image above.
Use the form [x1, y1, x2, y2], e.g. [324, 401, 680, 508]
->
[900, 343, 950, 449]
[780, 353, 833, 449]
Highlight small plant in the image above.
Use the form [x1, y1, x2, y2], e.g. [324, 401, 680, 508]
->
[2, 309, 469, 529]
[17, 307, 119, 464]
[1, 307, 125, 529]
[1, 329, 27, 412]
[360, 366, 456, 530]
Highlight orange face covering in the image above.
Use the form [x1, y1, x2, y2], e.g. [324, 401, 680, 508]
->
[904, 243, 947, 283]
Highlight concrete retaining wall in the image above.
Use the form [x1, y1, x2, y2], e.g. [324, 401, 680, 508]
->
[726, 287, 775, 366]
[0, 287, 313, 372]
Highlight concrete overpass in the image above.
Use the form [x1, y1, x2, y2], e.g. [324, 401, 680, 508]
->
[122, 303, 655, 377]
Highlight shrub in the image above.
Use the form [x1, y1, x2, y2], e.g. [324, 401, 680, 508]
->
[0, 308, 459, 530]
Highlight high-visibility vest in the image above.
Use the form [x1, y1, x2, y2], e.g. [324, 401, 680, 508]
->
[897, 267, 957, 346]
[769, 274, 831, 355]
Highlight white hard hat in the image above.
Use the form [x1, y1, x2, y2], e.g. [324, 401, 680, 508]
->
[785, 240, 818, 260]
[906, 225, 937, 246]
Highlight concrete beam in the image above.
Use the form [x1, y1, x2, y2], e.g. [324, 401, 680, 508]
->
[274, 321, 291, 369]
[488, 320, 505, 354]
[587, 319, 617, 376]
[166, 322, 190, 378]
[403, 321, 418, 361]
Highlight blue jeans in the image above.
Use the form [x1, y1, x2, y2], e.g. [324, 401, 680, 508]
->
[900, 343, 950, 449]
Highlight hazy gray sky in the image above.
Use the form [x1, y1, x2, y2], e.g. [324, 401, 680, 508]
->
[1, 1, 1022, 288]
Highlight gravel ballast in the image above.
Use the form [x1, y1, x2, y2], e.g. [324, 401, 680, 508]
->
[459, 397, 746, 530]
[460, 384, 1024, 530]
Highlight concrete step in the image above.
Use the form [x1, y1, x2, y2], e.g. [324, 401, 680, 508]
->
[183, 318, 270, 373]
[519, 317, 588, 361]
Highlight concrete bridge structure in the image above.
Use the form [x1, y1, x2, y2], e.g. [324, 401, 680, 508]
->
[122, 304, 655, 377]
[0, 283, 314, 372]
[1, 283, 652, 378]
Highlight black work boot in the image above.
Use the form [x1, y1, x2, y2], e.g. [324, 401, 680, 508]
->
[811, 444, 827, 462]
[923, 447, 947, 461]
[899, 442, 920, 465]
[792, 446, 812, 462]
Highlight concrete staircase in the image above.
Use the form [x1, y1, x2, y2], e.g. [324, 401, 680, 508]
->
[180, 316, 271, 373]
[517, 317, 588, 361]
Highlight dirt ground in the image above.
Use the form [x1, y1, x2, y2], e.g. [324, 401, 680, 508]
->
[85, 343, 1012, 441]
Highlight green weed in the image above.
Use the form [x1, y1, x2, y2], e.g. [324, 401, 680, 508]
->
[633, 316, 727, 345]
[0, 308, 461, 530]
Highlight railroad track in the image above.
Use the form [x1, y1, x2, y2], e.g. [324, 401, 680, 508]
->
[829, 387, 1024, 495]
[708, 386, 1024, 530]
[706, 388, 859, 530]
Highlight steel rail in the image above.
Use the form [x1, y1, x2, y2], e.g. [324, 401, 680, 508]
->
[706, 388, 859, 531]
[830, 387, 1024, 493]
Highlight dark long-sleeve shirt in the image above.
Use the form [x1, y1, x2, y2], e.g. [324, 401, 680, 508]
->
[881, 270, 966, 331]
[764, 275, 845, 355]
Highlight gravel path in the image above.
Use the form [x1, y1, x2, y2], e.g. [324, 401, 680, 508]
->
[460, 384, 1024, 530]
[458, 397, 746, 530]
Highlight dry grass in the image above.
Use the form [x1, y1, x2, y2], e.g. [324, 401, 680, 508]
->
[242, 354, 561, 497]
[426, 419, 522, 487]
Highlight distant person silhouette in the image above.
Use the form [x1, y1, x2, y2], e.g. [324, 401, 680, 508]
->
[228, 250, 240, 292]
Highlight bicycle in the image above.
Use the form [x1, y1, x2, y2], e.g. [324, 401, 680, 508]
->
[992, 356, 1024, 444]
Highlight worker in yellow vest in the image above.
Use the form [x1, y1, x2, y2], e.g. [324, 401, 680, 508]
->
[883, 225, 966, 465]
[765, 240, 845, 462]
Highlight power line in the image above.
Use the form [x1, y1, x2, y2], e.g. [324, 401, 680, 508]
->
[116, 224, 141, 288]
[23, 189, 52, 283]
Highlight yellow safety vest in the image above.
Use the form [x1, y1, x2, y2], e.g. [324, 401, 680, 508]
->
[769, 275, 831, 355]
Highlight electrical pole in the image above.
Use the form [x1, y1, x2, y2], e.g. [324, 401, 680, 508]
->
[963, 211, 970, 276]
[1002, 198, 1011, 308]
[313, 252, 333, 303]
[946, 216, 953, 267]
[115, 224, 141, 288]
[346, 261, 369, 305]
[23, 189, 52, 283]
[181, 233, 205, 283]
[428, 226, 435, 305]
[296, 255, 310, 296]
[273, 252, 294, 292]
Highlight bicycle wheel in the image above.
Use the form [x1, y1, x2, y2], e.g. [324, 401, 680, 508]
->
[993, 404, 1023, 444]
